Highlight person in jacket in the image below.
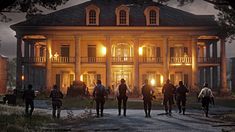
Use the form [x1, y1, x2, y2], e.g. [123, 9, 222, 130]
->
[162, 79, 176, 115]
[116, 79, 131, 116]
[93, 80, 107, 117]
[175, 81, 189, 115]
[49, 85, 64, 118]
[198, 83, 214, 117]
[23, 84, 35, 117]
[142, 79, 155, 118]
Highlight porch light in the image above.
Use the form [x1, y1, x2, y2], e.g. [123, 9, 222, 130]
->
[21, 75, 24, 81]
[150, 78, 155, 86]
[139, 47, 143, 56]
[102, 46, 106, 56]
[160, 75, 164, 85]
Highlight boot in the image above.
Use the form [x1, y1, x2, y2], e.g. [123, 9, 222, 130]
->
[182, 108, 185, 115]
[123, 108, 126, 117]
[144, 109, 148, 117]
[148, 109, 151, 118]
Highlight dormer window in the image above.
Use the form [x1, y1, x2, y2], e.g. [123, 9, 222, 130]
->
[144, 6, 160, 26]
[115, 5, 130, 26]
[86, 4, 100, 26]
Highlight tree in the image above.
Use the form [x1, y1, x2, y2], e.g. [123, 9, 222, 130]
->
[0, 0, 69, 22]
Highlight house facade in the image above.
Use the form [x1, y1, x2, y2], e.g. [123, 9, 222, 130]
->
[11, 0, 229, 94]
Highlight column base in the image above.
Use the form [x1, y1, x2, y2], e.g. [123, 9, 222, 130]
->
[219, 88, 231, 96]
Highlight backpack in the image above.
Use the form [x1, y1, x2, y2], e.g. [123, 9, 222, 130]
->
[95, 85, 105, 97]
[119, 84, 127, 97]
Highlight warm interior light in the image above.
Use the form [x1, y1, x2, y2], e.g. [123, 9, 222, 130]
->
[160, 75, 164, 85]
[150, 79, 155, 86]
[21, 75, 24, 81]
[54, 52, 59, 58]
[139, 47, 143, 56]
[80, 75, 83, 81]
[102, 46, 106, 56]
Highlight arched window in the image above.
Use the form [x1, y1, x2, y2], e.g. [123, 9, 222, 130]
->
[119, 10, 127, 25]
[144, 6, 160, 26]
[89, 10, 96, 25]
[85, 4, 100, 25]
[149, 10, 157, 25]
[115, 5, 130, 25]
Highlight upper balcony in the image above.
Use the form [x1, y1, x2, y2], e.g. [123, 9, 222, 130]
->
[22, 57, 75, 64]
[198, 57, 220, 66]
[139, 57, 163, 64]
[51, 57, 75, 63]
[81, 57, 106, 63]
[170, 57, 192, 65]
[112, 57, 134, 64]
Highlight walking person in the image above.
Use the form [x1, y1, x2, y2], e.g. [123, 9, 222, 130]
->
[142, 79, 155, 118]
[198, 83, 214, 117]
[49, 85, 64, 118]
[116, 79, 131, 116]
[93, 80, 107, 117]
[175, 81, 189, 115]
[23, 84, 35, 117]
[162, 79, 176, 115]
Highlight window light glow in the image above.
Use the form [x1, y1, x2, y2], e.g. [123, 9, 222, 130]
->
[139, 47, 143, 56]
[150, 79, 155, 86]
[80, 75, 83, 81]
[102, 46, 106, 56]
[160, 75, 164, 85]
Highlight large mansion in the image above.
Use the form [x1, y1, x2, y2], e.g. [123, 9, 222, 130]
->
[11, 0, 229, 94]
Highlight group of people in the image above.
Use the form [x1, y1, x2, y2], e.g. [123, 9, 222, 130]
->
[93, 78, 214, 118]
[22, 78, 214, 119]
[23, 84, 63, 118]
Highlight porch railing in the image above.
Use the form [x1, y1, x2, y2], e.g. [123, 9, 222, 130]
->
[22, 57, 46, 63]
[170, 57, 192, 64]
[81, 57, 106, 63]
[139, 57, 163, 64]
[112, 57, 134, 63]
[198, 57, 220, 64]
[51, 57, 75, 63]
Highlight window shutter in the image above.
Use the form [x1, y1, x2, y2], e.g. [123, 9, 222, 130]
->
[170, 47, 174, 57]
[184, 47, 188, 55]
[184, 74, 188, 86]
[156, 47, 161, 57]
[96, 74, 101, 81]
[170, 74, 175, 85]
[156, 74, 160, 86]
[70, 74, 74, 85]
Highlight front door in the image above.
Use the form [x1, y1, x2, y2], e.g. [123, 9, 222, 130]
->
[113, 70, 132, 90]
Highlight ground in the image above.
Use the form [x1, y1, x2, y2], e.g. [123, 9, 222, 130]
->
[1, 97, 235, 132]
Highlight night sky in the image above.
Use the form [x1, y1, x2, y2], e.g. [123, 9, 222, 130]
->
[0, 0, 234, 59]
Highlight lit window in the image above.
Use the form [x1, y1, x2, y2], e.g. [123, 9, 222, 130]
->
[119, 10, 127, 25]
[89, 10, 96, 25]
[149, 10, 157, 25]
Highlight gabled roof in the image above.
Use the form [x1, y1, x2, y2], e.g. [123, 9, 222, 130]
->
[11, 0, 217, 28]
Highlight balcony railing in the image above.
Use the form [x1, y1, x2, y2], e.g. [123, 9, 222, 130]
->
[198, 57, 220, 64]
[139, 57, 163, 64]
[112, 57, 134, 64]
[51, 57, 75, 63]
[22, 57, 46, 63]
[170, 57, 192, 64]
[81, 57, 106, 63]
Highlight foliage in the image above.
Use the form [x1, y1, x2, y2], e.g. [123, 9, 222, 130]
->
[0, 0, 69, 22]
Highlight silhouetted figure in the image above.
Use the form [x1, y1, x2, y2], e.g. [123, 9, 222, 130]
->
[162, 79, 176, 115]
[93, 80, 106, 117]
[50, 85, 64, 118]
[116, 79, 131, 116]
[23, 84, 35, 117]
[176, 81, 189, 115]
[198, 83, 214, 117]
[142, 79, 154, 118]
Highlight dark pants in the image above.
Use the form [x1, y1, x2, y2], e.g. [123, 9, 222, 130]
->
[95, 97, 105, 117]
[201, 97, 210, 117]
[117, 96, 128, 116]
[177, 96, 186, 114]
[163, 95, 173, 114]
[25, 100, 34, 116]
[52, 100, 62, 118]
[143, 99, 152, 117]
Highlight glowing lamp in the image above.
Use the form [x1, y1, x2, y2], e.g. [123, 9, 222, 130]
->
[139, 47, 143, 56]
[21, 75, 24, 81]
[102, 46, 106, 56]
[150, 79, 155, 86]
[160, 75, 164, 85]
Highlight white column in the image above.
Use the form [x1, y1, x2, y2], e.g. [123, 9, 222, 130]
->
[46, 36, 52, 90]
[220, 38, 230, 95]
[191, 37, 198, 91]
[16, 35, 23, 90]
[163, 37, 169, 82]
[205, 42, 211, 86]
[134, 37, 139, 93]
[106, 36, 111, 88]
[75, 36, 81, 81]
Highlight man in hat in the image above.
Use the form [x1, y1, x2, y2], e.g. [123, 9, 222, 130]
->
[49, 85, 64, 118]
[142, 79, 155, 118]
[23, 84, 35, 117]
[162, 79, 176, 115]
